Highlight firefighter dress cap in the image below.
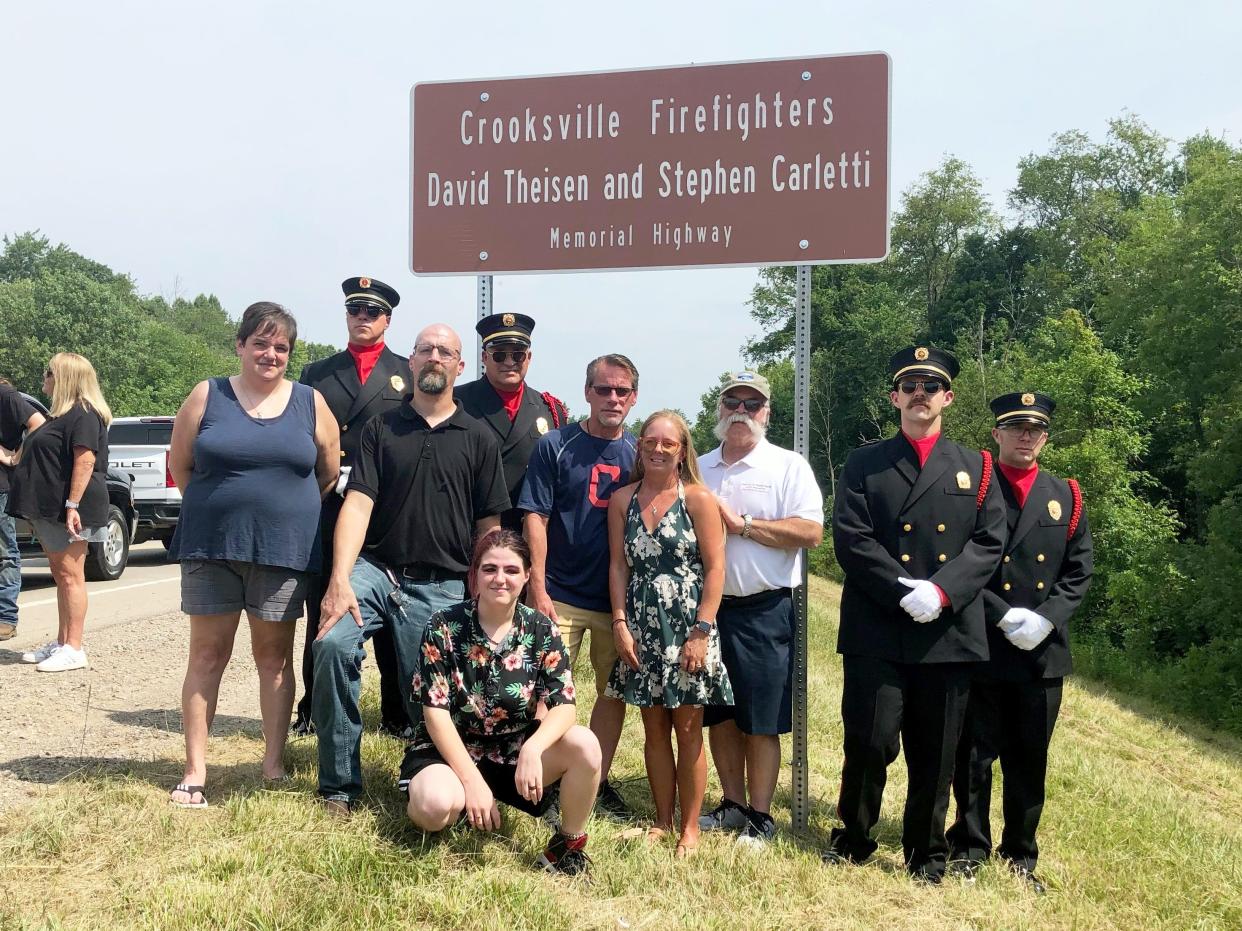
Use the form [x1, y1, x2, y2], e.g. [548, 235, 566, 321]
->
[476, 312, 535, 348]
[342, 276, 400, 312]
[990, 392, 1055, 428]
[888, 345, 960, 386]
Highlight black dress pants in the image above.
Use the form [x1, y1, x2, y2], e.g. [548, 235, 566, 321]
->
[295, 498, 408, 731]
[831, 654, 973, 879]
[947, 675, 1063, 873]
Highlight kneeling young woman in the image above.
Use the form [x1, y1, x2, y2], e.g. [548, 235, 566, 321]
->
[405, 529, 602, 875]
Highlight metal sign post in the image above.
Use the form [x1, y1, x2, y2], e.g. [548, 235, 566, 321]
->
[791, 263, 813, 831]
[476, 274, 492, 378]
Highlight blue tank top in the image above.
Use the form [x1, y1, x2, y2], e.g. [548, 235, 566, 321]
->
[170, 378, 322, 572]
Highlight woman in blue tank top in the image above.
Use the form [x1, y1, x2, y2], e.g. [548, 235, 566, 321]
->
[166, 302, 340, 808]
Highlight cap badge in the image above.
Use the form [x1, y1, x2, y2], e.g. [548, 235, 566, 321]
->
[736, 372, 754, 381]
[1048, 499, 1062, 520]
[536, 416, 549, 435]
[1021, 392, 1036, 407]
[390, 375, 405, 392]
[956, 470, 971, 490]
[359, 277, 371, 289]
[914, 347, 930, 361]
[502, 313, 516, 326]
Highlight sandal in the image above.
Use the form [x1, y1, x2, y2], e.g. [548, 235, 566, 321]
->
[169, 783, 208, 809]
[675, 840, 699, 859]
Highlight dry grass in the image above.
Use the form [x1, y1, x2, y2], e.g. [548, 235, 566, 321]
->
[1, 577, 1239, 930]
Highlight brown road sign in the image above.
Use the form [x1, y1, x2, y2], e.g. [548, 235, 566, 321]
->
[410, 53, 890, 275]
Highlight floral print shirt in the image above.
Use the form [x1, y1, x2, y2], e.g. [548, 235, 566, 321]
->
[413, 600, 575, 765]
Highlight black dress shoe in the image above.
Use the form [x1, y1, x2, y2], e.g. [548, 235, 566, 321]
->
[1019, 871, 1047, 895]
[947, 859, 982, 883]
[910, 868, 944, 886]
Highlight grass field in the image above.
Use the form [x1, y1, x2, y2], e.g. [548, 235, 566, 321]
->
[2, 576, 1240, 930]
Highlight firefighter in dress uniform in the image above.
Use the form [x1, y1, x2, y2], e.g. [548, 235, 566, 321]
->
[946, 391, 1093, 894]
[453, 313, 567, 532]
[825, 345, 1007, 883]
[292, 277, 411, 737]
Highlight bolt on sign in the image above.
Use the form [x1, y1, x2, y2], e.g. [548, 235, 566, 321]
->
[410, 53, 890, 275]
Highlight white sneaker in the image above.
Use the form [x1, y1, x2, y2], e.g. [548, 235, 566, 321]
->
[21, 641, 61, 664]
[36, 645, 88, 672]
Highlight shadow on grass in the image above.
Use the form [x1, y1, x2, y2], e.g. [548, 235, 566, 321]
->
[108, 707, 261, 737]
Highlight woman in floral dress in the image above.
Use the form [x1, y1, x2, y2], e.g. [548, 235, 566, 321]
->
[404, 529, 602, 876]
[606, 410, 730, 856]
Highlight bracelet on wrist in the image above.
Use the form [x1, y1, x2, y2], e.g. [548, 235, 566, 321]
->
[611, 617, 627, 627]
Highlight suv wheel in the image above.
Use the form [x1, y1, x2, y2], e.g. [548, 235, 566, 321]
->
[85, 505, 131, 581]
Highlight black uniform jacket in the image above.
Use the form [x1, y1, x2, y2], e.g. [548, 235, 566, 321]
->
[299, 348, 409, 468]
[834, 434, 1008, 664]
[981, 469, 1093, 681]
[454, 378, 567, 522]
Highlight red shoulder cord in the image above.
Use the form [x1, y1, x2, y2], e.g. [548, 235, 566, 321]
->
[976, 449, 993, 510]
[1066, 478, 1083, 539]
[540, 391, 565, 429]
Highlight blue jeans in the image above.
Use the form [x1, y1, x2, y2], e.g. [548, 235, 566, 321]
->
[0, 493, 20, 628]
[311, 554, 465, 803]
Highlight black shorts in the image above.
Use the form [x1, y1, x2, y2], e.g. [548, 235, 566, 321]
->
[399, 742, 560, 818]
[702, 587, 794, 735]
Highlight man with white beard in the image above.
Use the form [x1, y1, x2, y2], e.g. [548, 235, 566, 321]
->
[697, 372, 824, 848]
[311, 323, 510, 815]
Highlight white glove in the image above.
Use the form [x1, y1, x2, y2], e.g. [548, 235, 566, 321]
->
[898, 578, 943, 624]
[999, 608, 1053, 651]
[335, 466, 352, 497]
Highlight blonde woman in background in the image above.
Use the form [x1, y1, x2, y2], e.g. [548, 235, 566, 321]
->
[2, 353, 112, 672]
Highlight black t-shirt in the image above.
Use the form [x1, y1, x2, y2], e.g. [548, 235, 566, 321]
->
[347, 400, 509, 571]
[5, 402, 109, 526]
[0, 384, 38, 494]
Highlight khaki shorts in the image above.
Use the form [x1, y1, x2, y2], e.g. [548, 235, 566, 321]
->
[552, 600, 618, 695]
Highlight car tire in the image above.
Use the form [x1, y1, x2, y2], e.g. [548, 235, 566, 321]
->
[85, 505, 131, 582]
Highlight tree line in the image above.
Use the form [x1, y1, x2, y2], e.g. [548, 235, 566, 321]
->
[689, 115, 1242, 736]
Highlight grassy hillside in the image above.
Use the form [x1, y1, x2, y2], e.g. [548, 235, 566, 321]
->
[1, 577, 1239, 930]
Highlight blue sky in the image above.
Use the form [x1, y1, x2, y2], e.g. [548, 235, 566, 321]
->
[2, 1, 1238, 418]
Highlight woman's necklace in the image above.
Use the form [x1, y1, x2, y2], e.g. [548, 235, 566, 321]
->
[233, 378, 279, 418]
[643, 485, 677, 516]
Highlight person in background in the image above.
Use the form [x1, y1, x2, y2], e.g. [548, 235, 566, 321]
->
[697, 372, 824, 851]
[4, 354, 112, 672]
[947, 392, 1093, 894]
[167, 302, 339, 808]
[519, 353, 640, 823]
[455, 312, 567, 532]
[0, 376, 45, 641]
[292, 276, 411, 739]
[606, 410, 729, 857]
[404, 529, 601, 876]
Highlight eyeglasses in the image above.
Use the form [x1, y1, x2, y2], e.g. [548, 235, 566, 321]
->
[487, 349, 528, 365]
[640, 437, 682, 453]
[999, 424, 1047, 438]
[346, 303, 386, 320]
[414, 343, 460, 359]
[590, 385, 634, 399]
[898, 380, 944, 395]
[721, 396, 766, 413]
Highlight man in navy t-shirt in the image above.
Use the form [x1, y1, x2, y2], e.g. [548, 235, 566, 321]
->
[520, 353, 639, 820]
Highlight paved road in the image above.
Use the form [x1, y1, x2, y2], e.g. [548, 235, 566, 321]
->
[6, 540, 183, 650]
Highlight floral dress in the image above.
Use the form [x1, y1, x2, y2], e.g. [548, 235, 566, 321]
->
[412, 600, 575, 765]
[605, 482, 733, 708]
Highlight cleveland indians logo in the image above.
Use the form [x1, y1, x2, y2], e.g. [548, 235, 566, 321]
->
[588, 464, 622, 508]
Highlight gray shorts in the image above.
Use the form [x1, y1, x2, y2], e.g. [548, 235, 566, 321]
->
[180, 559, 308, 622]
[30, 518, 108, 553]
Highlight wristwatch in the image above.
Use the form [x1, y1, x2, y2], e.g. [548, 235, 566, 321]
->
[741, 513, 753, 538]
[64, 500, 80, 509]
[692, 620, 714, 636]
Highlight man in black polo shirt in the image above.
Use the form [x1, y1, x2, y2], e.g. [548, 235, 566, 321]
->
[311, 323, 510, 814]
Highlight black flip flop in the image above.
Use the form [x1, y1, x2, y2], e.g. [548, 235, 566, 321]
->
[169, 783, 208, 809]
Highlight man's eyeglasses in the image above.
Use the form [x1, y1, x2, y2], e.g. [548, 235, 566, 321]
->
[721, 396, 766, 413]
[641, 437, 682, 453]
[999, 424, 1047, 438]
[487, 349, 528, 365]
[590, 385, 634, 399]
[898, 380, 944, 395]
[346, 303, 386, 320]
[413, 343, 460, 359]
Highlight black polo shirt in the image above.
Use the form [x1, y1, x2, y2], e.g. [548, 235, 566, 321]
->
[0, 384, 38, 494]
[5, 402, 109, 526]
[347, 400, 509, 572]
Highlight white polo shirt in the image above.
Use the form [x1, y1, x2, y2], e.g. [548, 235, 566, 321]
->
[700, 438, 825, 597]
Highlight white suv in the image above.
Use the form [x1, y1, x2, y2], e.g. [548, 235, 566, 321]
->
[108, 417, 180, 548]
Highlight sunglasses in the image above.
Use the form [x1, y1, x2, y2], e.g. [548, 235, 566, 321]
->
[590, 385, 634, 399]
[898, 380, 944, 395]
[346, 303, 386, 320]
[487, 349, 528, 365]
[721, 396, 766, 413]
[641, 437, 682, 453]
